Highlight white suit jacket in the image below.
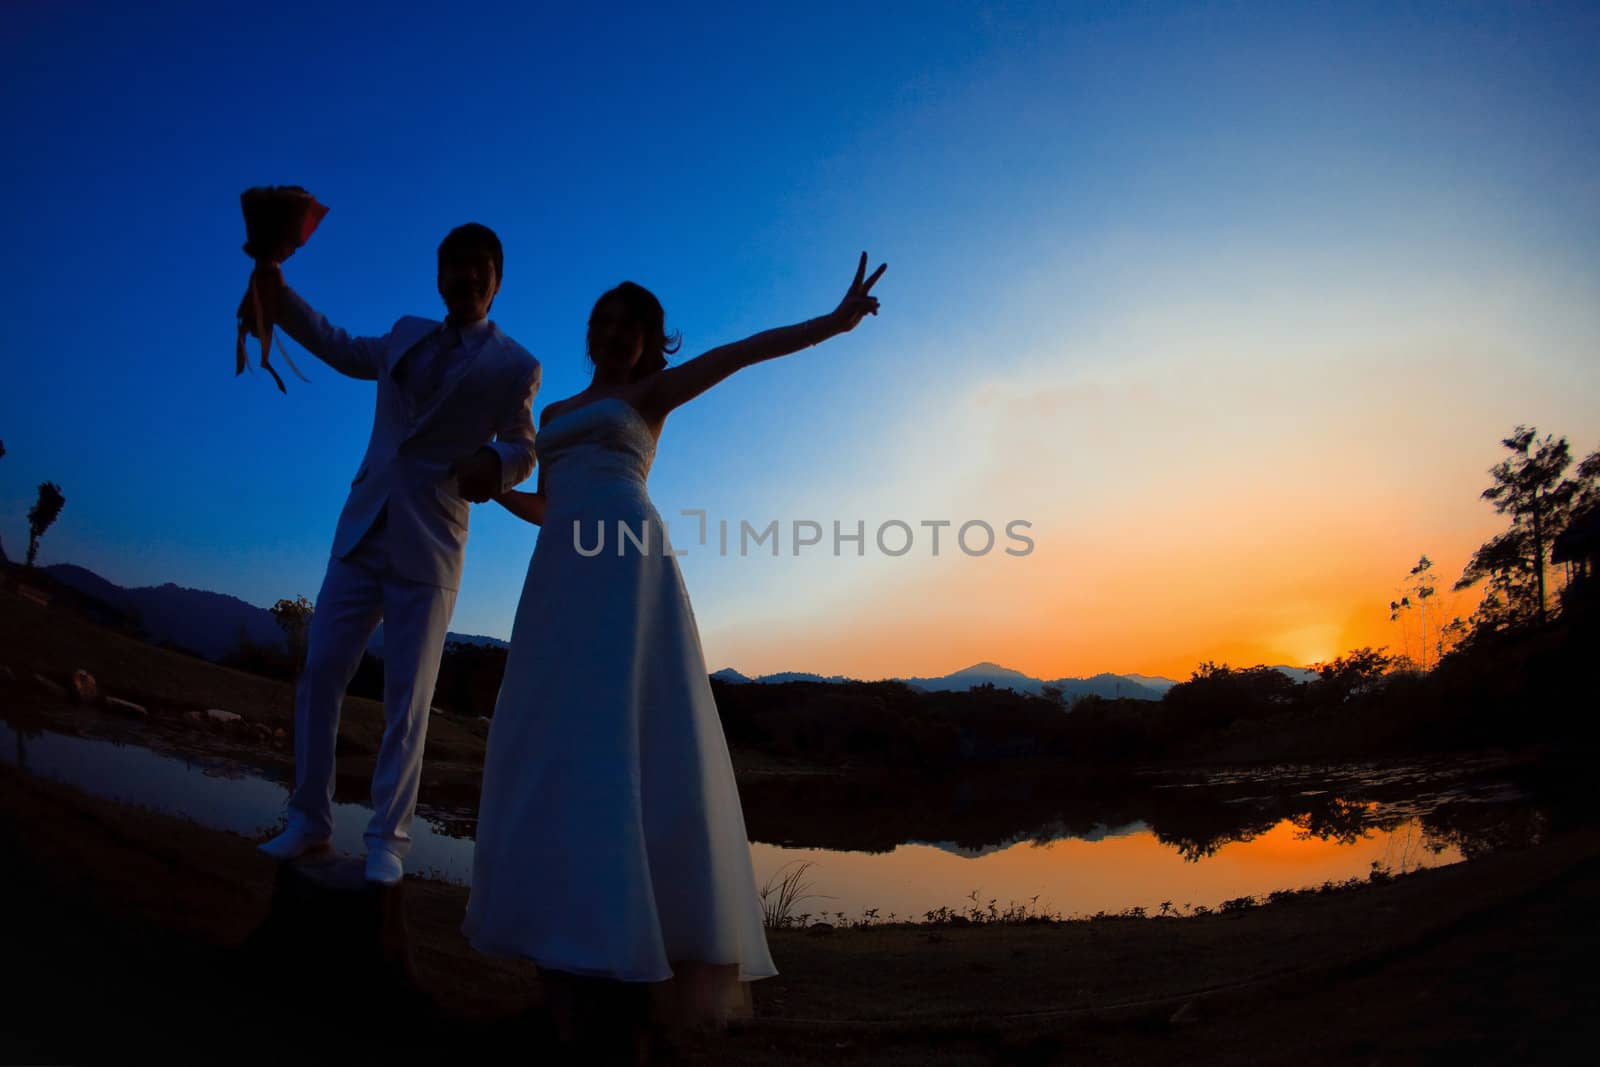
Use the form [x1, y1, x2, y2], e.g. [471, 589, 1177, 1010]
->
[277, 288, 540, 590]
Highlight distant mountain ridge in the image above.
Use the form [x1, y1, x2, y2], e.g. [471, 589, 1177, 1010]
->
[711, 663, 1322, 699]
[43, 564, 285, 662]
[711, 669, 858, 685]
[34, 562, 1303, 690]
[713, 661, 1194, 703]
[40, 564, 508, 662]
[368, 625, 509, 655]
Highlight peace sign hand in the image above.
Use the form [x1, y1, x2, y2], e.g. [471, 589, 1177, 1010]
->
[828, 251, 887, 333]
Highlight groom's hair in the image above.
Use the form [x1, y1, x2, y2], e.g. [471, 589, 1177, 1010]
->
[438, 223, 504, 281]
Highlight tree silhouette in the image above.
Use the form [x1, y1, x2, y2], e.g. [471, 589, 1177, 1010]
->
[1454, 427, 1583, 630]
[25, 481, 65, 568]
[1311, 647, 1394, 703]
[1576, 450, 1600, 513]
[270, 595, 314, 673]
[1554, 449, 1600, 594]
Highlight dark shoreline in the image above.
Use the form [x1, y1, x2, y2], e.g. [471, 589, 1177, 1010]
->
[7, 588, 1600, 1060]
[5, 763, 1598, 1063]
[5, 691, 1558, 872]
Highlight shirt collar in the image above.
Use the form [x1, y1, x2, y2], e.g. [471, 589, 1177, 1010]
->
[444, 315, 493, 339]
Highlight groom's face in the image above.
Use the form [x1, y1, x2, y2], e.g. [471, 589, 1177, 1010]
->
[438, 249, 500, 325]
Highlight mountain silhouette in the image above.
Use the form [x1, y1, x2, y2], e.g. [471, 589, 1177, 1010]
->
[369, 624, 508, 655]
[712, 661, 1185, 702]
[44, 564, 284, 661]
[1121, 673, 1180, 694]
[892, 662, 1173, 701]
[41, 563, 508, 662]
[35, 562, 1291, 693]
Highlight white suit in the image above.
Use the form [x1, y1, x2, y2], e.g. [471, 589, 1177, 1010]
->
[275, 288, 540, 858]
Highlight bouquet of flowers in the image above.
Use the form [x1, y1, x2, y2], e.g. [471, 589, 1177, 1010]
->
[235, 185, 328, 392]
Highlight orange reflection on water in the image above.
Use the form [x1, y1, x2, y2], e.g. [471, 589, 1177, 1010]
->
[750, 818, 1462, 921]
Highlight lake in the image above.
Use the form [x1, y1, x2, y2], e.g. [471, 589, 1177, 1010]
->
[1, 715, 1548, 920]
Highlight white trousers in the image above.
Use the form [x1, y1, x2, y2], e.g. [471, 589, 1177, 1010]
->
[288, 522, 457, 858]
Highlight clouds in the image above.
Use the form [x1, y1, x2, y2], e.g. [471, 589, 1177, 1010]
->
[5, 3, 1599, 679]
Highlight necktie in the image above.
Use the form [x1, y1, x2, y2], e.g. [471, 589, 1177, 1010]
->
[411, 326, 460, 409]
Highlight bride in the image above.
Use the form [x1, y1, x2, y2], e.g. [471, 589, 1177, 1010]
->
[463, 254, 885, 1042]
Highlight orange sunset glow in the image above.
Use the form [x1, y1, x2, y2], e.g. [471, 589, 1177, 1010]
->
[687, 291, 1597, 682]
[3, 5, 1596, 1060]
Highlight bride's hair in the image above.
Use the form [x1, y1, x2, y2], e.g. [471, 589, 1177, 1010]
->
[587, 282, 682, 382]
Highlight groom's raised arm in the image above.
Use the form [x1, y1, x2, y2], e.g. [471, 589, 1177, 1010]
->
[487, 357, 540, 493]
[274, 287, 387, 381]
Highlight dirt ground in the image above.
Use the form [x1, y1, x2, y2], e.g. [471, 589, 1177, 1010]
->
[3, 761, 1598, 1065]
[0, 584, 821, 809]
[5, 586, 1600, 1063]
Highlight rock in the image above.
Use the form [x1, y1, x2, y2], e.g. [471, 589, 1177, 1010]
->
[105, 697, 147, 718]
[33, 673, 66, 697]
[206, 709, 243, 725]
[70, 669, 99, 705]
[807, 922, 835, 937]
[183, 710, 203, 723]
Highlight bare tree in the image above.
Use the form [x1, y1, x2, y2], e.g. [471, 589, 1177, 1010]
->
[1388, 555, 1438, 670]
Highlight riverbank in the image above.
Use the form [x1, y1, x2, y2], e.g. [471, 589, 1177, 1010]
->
[4, 761, 1597, 1064]
[1, 582, 1570, 828]
[0, 584, 832, 807]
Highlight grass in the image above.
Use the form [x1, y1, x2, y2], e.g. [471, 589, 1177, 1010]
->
[7, 586, 1600, 1061]
[760, 860, 835, 928]
[0, 584, 491, 794]
[758, 859, 1428, 932]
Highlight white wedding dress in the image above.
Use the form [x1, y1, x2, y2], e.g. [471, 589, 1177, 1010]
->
[464, 396, 776, 1021]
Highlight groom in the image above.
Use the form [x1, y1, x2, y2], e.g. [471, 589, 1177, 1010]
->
[256, 223, 540, 884]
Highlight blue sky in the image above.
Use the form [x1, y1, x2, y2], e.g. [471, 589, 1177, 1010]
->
[3, 2, 1598, 677]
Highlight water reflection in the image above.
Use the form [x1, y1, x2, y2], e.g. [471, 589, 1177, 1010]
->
[733, 756, 1552, 916]
[0, 717, 1552, 918]
[0, 719, 476, 883]
[749, 817, 1462, 923]
[734, 757, 1547, 864]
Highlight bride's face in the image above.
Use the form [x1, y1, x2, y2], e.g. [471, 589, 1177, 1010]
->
[588, 296, 645, 371]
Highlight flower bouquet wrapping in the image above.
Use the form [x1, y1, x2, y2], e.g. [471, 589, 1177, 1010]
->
[235, 186, 328, 391]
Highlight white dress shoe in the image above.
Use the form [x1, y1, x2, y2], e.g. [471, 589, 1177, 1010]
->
[257, 813, 332, 861]
[365, 847, 404, 886]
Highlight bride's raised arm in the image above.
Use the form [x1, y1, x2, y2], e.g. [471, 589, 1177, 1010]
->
[636, 253, 885, 422]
